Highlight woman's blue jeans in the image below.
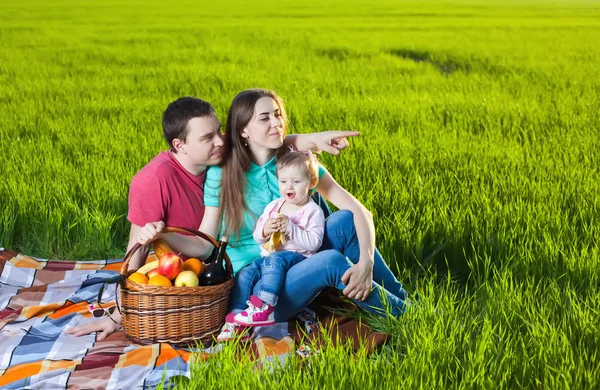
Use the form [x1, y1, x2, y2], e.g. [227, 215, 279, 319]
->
[229, 210, 407, 320]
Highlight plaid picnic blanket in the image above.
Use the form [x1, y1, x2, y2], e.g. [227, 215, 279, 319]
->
[0, 247, 388, 389]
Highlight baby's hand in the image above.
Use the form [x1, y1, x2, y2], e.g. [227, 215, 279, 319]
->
[263, 218, 279, 237]
[278, 215, 289, 233]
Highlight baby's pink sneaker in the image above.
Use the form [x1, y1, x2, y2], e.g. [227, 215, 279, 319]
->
[233, 295, 276, 326]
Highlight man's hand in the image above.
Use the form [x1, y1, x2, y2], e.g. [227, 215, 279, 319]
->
[137, 221, 166, 245]
[313, 131, 360, 155]
[341, 261, 373, 301]
[65, 312, 122, 341]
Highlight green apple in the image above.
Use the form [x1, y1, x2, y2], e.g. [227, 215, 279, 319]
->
[174, 270, 199, 287]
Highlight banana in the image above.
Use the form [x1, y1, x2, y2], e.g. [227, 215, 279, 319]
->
[137, 260, 159, 275]
[263, 213, 287, 253]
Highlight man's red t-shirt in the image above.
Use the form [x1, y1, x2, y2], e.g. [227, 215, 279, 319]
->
[127, 151, 206, 230]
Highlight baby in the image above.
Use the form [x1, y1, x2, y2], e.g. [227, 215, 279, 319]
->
[228, 151, 325, 329]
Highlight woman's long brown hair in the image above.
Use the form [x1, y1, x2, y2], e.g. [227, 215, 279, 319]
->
[220, 88, 288, 240]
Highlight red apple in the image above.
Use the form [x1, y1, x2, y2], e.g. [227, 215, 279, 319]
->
[174, 270, 200, 287]
[146, 268, 160, 279]
[158, 252, 183, 280]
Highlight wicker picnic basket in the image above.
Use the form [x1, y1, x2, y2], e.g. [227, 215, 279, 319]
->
[118, 227, 234, 347]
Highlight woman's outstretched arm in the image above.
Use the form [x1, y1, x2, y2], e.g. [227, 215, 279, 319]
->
[316, 172, 375, 302]
[285, 131, 360, 154]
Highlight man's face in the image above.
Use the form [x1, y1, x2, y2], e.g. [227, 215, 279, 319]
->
[181, 114, 224, 168]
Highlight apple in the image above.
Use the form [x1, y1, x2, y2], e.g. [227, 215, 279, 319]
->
[174, 270, 200, 287]
[146, 268, 160, 279]
[158, 252, 183, 280]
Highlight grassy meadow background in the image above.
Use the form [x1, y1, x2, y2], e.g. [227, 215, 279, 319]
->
[1, 0, 599, 388]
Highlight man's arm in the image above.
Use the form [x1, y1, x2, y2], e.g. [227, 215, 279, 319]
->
[284, 131, 360, 154]
[127, 223, 150, 272]
[65, 312, 122, 340]
[135, 205, 222, 260]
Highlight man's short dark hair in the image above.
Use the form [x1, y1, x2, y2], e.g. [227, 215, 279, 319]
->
[162, 97, 215, 152]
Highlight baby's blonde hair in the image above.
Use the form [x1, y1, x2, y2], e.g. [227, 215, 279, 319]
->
[276, 151, 319, 187]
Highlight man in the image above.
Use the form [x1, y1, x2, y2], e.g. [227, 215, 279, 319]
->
[126, 97, 224, 272]
[67, 95, 358, 339]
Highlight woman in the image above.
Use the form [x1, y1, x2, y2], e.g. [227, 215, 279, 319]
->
[141, 88, 407, 340]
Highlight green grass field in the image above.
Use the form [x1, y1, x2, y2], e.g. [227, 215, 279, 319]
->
[1, 0, 599, 388]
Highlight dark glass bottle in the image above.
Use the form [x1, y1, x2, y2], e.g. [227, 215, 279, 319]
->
[198, 238, 229, 286]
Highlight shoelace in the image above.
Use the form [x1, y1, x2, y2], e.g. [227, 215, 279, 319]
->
[244, 300, 261, 315]
[221, 321, 242, 334]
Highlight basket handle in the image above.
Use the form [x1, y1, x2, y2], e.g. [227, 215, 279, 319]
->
[119, 227, 234, 279]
